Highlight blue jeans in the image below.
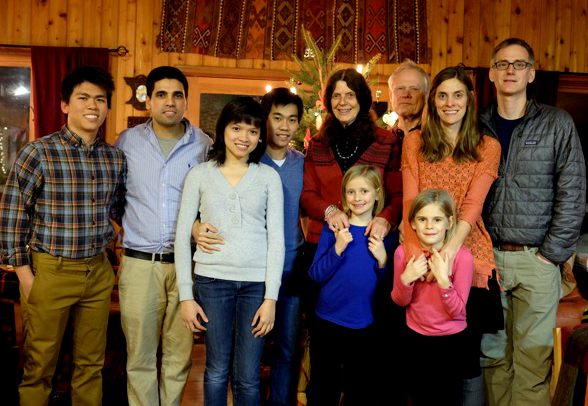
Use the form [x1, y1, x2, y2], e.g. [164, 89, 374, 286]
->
[268, 271, 302, 406]
[195, 275, 266, 406]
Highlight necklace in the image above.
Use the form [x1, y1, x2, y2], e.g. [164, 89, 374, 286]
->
[334, 142, 359, 160]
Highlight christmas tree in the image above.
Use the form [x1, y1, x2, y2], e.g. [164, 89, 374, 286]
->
[286, 28, 381, 151]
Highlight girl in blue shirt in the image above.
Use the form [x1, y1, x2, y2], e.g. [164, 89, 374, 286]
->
[308, 164, 393, 406]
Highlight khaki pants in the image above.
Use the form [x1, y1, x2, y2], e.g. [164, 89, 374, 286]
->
[19, 251, 115, 406]
[118, 255, 193, 406]
[481, 247, 561, 406]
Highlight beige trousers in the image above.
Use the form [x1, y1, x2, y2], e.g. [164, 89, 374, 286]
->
[19, 251, 114, 406]
[481, 246, 561, 406]
[118, 255, 194, 406]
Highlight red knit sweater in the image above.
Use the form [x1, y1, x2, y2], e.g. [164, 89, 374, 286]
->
[301, 126, 403, 244]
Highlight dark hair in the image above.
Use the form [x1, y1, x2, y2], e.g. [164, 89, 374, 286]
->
[319, 68, 375, 143]
[146, 66, 189, 98]
[408, 189, 456, 243]
[261, 88, 303, 121]
[421, 66, 482, 163]
[61, 66, 115, 108]
[209, 97, 266, 165]
[491, 38, 535, 66]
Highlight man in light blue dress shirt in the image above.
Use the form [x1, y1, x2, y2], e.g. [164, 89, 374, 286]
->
[115, 66, 212, 406]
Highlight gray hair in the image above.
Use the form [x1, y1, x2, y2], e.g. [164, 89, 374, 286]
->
[387, 59, 430, 94]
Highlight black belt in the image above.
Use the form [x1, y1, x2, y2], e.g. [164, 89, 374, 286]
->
[124, 248, 174, 263]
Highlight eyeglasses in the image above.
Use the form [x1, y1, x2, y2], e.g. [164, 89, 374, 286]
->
[492, 60, 533, 70]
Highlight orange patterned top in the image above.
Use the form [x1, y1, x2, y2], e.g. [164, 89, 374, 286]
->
[401, 130, 501, 288]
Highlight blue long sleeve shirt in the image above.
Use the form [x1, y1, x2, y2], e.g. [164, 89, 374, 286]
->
[260, 148, 304, 273]
[309, 224, 392, 329]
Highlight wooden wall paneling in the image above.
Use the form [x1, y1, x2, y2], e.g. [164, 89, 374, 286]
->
[83, 0, 102, 47]
[494, 0, 512, 46]
[555, 0, 573, 72]
[101, 0, 119, 49]
[13, 0, 32, 45]
[585, 1, 588, 72]
[463, 0, 481, 67]
[47, 0, 68, 46]
[112, 0, 137, 138]
[169, 52, 186, 68]
[446, 0, 465, 66]
[30, 0, 50, 46]
[134, 0, 154, 77]
[539, 0, 557, 71]
[236, 59, 254, 69]
[430, 0, 449, 76]
[151, 0, 170, 69]
[1, 0, 16, 45]
[67, 0, 84, 47]
[509, 0, 525, 40]
[478, 0, 496, 68]
[570, 0, 587, 72]
[103, 0, 120, 143]
[523, 0, 540, 66]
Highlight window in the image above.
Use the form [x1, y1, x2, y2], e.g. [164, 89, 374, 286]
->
[0, 66, 31, 190]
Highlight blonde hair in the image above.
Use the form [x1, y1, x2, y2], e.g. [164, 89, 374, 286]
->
[408, 189, 457, 243]
[340, 165, 385, 218]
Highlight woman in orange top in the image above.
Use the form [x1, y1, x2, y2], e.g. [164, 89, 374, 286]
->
[401, 66, 501, 405]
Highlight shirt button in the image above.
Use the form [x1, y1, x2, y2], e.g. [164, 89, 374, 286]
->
[229, 205, 235, 212]
[232, 217, 239, 224]
[443, 293, 449, 298]
[229, 193, 236, 199]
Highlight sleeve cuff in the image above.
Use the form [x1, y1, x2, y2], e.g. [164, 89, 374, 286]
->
[264, 280, 281, 300]
[178, 284, 195, 302]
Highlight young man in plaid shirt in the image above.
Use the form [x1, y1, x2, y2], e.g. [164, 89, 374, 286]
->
[0, 66, 126, 406]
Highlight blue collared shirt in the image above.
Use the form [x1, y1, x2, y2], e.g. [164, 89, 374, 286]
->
[115, 119, 211, 253]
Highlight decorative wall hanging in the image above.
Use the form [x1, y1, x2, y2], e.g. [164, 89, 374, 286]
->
[124, 75, 148, 111]
[160, 0, 428, 64]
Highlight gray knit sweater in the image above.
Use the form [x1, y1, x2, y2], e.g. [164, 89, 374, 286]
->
[175, 160, 285, 301]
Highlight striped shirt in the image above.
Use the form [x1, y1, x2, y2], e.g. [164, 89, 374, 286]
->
[0, 126, 127, 266]
[115, 119, 212, 253]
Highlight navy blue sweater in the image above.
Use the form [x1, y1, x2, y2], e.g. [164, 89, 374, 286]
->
[261, 149, 304, 273]
[309, 224, 392, 329]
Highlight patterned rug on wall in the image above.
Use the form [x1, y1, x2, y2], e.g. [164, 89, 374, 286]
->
[160, 0, 428, 64]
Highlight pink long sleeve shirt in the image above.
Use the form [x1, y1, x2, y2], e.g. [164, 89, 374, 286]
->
[391, 245, 474, 336]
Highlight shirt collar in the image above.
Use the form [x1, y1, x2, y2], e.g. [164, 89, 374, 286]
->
[60, 125, 103, 149]
[393, 123, 421, 139]
[145, 118, 193, 144]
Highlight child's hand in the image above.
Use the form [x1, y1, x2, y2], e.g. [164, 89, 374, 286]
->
[429, 248, 451, 289]
[334, 228, 353, 256]
[401, 254, 428, 286]
[368, 234, 387, 268]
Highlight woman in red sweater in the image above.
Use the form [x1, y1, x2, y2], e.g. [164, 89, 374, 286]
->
[301, 68, 403, 405]
[301, 68, 402, 248]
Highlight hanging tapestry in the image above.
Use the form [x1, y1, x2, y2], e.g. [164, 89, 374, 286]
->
[160, 0, 428, 64]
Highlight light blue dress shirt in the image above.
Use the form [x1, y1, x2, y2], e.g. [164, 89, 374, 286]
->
[115, 119, 212, 253]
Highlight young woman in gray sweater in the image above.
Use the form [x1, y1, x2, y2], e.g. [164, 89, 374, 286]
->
[175, 97, 285, 406]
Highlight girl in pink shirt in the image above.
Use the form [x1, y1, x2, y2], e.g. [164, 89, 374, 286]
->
[392, 189, 473, 405]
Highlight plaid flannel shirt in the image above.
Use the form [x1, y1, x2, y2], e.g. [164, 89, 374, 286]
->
[0, 126, 127, 266]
